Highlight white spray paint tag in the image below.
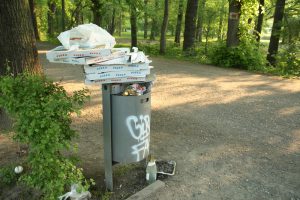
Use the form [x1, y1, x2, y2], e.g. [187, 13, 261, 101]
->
[126, 115, 150, 161]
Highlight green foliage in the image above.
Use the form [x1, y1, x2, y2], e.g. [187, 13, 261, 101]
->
[139, 42, 210, 64]
[276, 42, 300, 76]
[0, 73, 91, 200]
[209, 40, 266, 70]
[101, 191, 113, 200]
[0, 165, 18, 186]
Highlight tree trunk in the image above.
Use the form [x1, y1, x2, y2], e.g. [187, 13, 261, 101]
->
[150, 0, 159, 40]
[144, 0, 148, 39]
[226, 0, 241, 47]
[255, 0, 264, 42]
[217, 0, 226, 41]
[55, 7, 60, 31]
[47, 0, 56, 37]
[267, 0, 286, 66]
[150, 20, 157, 40]
[118, 14, 122, 36]
[61, 0, 65, 31]
[0, 0, 41, 76]
[68, 1, 81, 28]
[91, 0, 103, 26]
[28, 0, 40, 41]
[0, 0, 42, 129]
[195, 0, 206, 42]
[183, 0, 199, 53]
[109, 8, 116, 35]
[75, 6, 81, 26]
[174, 0, 184, 44]
[205, 17, 212, 54]
[160, 0, 169, 54]
[130, 4, 137, 47]
[283, 15, 293, 44]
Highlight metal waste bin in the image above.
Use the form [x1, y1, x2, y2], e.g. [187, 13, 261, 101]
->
[111, 92, 151, 163]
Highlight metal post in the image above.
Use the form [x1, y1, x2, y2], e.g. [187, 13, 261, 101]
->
[102, 84, 113, 191]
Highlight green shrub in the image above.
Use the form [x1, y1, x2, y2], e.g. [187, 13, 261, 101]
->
[209, 41, 266, 70]
[138, 43, 160, 56]
[276, 42, 300, 76]
[0, 165, 18, 186]
[138, 42, 210, 64]
[0, 74, 91, 200]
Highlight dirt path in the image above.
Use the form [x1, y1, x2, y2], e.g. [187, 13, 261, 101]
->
[2, 42, 300, 199]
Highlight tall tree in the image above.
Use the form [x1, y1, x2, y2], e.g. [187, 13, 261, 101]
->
[0, 0, 40, 76]
[91, 0, 103, 26]
[144, 0, 149, 39]
[267, 0, 286, 66]
[217, 0, 226, 41]
[226, 0, 241, 47]
[68, 0, 88, 28]
[0, 0, 41, 129]
[150, 0, 159, 40]
[160, 0, 169, 54]
[118, 13, 123, 36]
[204, 8, 216, 54]
[29, 0, 40, 41]
[195, 0, 206, 42]
[282, 0, 300, 43]
[183, 0, 199, 53]
[116, 0, 124, 36]
[61, 0, 65, 31]
[109, 8, 116, 35]
[255, 0, 264, 42]
[174, 0, 184, 44]
[129, 2, 138, 47]
[47, 0, 56, 37]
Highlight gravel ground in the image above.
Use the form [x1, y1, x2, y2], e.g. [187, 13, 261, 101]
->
[1, 42, 299, 200]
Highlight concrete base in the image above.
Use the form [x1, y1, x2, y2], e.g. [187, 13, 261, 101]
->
[126, 180, 165, 200]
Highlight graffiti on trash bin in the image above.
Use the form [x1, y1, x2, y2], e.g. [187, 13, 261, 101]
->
[126, 115, 150, 161]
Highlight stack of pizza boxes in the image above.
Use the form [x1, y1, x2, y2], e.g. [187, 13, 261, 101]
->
[46, 46, 152, 84]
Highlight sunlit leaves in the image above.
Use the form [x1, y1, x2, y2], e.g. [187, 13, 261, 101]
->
[0, 73, 90, 200]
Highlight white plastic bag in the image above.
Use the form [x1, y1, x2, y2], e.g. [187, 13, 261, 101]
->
[58, 184, 91, 200]
[57, 23, 116, 49]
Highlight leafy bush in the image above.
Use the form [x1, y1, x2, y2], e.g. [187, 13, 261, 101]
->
[138, 42, 210, 64]
[0, 74, 91, 200]
[0, 165, 18, 186]
[138, 43, 160, 56]
[208, 41, 266, 70]
[276, 42, 300, 76]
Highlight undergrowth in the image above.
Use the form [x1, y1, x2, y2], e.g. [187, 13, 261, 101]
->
[0, 73, 93, 200]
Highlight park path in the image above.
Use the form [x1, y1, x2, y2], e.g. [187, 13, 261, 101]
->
[38, 42, 300, 199]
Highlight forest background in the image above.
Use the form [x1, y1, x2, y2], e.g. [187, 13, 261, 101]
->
[31, 0, 300, 76]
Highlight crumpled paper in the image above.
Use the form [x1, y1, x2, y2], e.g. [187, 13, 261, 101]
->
[58, 184, 91, 200]
[58, 23, 116, 49]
